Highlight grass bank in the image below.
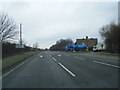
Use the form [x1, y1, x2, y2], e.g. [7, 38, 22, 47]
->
[2, 51, 38, 70]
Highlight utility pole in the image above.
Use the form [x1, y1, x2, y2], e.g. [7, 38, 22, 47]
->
[118, 1, 120, 24]
[20, 23, 22, 45]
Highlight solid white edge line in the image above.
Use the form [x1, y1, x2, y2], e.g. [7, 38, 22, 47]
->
[58, 63, 75, 77]
[93, 60, 120, 68]
[2, 60, 28, 78]
[1, 53, 37, 78]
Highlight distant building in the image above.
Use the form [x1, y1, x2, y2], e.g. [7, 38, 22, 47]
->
[75, 36, 98, 50]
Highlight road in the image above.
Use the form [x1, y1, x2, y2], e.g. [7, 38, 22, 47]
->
[2, 51, 119, 88]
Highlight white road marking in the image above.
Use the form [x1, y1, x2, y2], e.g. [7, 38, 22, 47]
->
[49, 54, 57, 61]
[52, 57, 57, 61]
[40, 55, 43, 58]
[79, 57, 86, 60]
[58, 54, 61, 57]
[93, 60, 120, 68]
[75, 56, 86, 60]
[1, 53, 37, 79]
[58, 63, 75, 77]
[2, 59, 29, 78]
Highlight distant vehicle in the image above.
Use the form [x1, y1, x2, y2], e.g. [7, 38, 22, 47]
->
[65, 44, 87, 51]
[93, 44, 106, 52]
[74, 45, 87, 51]
[65, 45, 75, 51]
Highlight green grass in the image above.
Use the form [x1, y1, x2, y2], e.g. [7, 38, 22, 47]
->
[2, 51, 38, 70]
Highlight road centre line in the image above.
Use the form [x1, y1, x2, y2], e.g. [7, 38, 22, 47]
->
[93, 60, 120, 68]
[52, 57, 57, 61]
[49, 54, 57, 61]
[58, 63, 76, 77]
[49, 55, 75, 77]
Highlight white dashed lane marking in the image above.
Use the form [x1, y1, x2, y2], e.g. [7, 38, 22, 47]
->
[74, 56, 119, 69]
[40, 55, 43, 58]
[58, 63, 76, 77]
[52, 57, 57, 61]
[58, 54, 61, 57]
[74, 56, 86, 60]
[93, 60, 120, 68]
[49, 55, 75, 77]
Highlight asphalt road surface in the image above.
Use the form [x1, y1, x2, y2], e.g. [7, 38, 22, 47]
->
[2, 51, 119, 88]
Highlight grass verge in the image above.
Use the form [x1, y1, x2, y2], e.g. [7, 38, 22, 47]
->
[2, 51, 38, 70]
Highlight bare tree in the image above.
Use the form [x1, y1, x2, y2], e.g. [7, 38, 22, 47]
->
[50, 38, 74, 51]
[0, 12, 18, 42]
[99, 22, 120, 53]
[33, 42, 39, 49]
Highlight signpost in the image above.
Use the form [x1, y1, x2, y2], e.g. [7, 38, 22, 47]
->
[15, 44, 24, 48]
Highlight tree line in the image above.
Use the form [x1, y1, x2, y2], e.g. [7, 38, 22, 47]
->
[1, 12, 119, 56]
[50, 38, 73, 51]
[0, 12, 18, 42]
[99, 22, 120, 53]
[0, 12, 38, 58]
[50, 22, 120, 53]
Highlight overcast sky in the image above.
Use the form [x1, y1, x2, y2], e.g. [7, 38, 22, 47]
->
[0, 1, 118, 49]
